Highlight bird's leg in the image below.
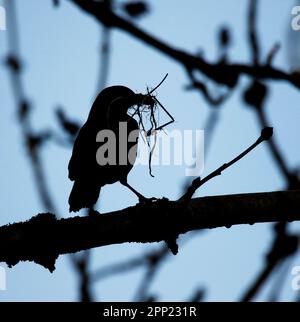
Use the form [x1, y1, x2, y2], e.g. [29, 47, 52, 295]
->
[120, 179, 155, 203]
[88, 207, 100, 216]
[120, 180, 146, 202]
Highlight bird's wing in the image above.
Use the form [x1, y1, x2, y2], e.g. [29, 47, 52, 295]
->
[68, 123, 94, 181]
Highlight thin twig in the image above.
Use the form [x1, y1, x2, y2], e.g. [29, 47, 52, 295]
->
[241, 224, 299, 302]
[91, 246, 169, 282]
[267, 257, 293, 302]
[248, 0, 260, 65]
[134, 262, 159, 301]
[133, 234, 195, 301]
[180, 127, 273, 201]
[149, 73, 168, 94]
[186, 70, 232, 106]
[95, 26, 111, 93]
[256, 109, 299, 189]
[265, 43, 280, 66]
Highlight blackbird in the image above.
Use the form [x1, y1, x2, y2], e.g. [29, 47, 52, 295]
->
[68, 85, 153, 213]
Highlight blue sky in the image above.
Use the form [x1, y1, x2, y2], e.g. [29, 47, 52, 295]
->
[0, 0, 300, 301]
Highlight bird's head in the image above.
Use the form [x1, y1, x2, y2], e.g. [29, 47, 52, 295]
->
[88, 85, 156, 121]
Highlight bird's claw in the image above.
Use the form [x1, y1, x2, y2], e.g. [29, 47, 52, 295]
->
[138, 196, 157, 204]
[88, 209, 101, 216]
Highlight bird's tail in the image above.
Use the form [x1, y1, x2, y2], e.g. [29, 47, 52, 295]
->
[68, 180, 101, 212]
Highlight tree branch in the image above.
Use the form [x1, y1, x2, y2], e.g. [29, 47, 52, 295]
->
[0, 190, 300, 272]
[69, 0, 300, 90]
[180, 127, 273, 201]
[248, 0, 260, 65]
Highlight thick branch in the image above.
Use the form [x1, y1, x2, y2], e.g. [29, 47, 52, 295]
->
[0, 190, 300, 272]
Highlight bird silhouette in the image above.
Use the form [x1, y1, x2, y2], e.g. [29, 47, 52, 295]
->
[68, 85, 153, 213]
